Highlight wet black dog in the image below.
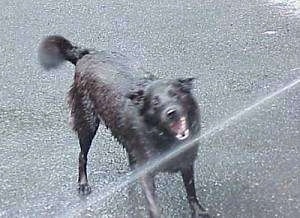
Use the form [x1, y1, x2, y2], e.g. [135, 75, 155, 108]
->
[38, 35, 209, 218]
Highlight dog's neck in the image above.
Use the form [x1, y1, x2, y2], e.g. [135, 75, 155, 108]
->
[144, 124, 178, 149]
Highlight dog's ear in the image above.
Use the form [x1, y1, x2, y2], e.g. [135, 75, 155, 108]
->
[126, 89, 145, 106]
[175, 77, 195, 92]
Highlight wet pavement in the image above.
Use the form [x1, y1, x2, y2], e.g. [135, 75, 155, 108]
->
[0, 0, 299, 217]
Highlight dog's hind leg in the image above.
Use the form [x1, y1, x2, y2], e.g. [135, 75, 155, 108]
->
[127, 153, 136, 169]
[73, 108, 99, 195]
[69, 83, 100, 195]
[77, 125, 98, 195]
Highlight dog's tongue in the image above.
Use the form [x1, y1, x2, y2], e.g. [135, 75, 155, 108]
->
[170, 117, 189, 140]
[171, 119, 186, 133]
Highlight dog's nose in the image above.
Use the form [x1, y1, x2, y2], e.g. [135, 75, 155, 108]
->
[166, 108, 178, 120]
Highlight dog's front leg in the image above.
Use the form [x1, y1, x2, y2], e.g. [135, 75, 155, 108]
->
[140, 174, 160, 218]
[181, 165, 210, 218]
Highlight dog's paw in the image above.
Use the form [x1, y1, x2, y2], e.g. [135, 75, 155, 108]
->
[191, 207, 211, 218]
[78, 184, 91, 196]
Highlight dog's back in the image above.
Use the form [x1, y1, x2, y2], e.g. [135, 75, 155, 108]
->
[39, 35, 149, 135]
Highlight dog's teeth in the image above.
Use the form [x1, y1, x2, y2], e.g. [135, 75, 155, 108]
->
[176, 129, 189, 140]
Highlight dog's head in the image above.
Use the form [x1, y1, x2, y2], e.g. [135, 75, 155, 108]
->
[127, 78, 196, 141]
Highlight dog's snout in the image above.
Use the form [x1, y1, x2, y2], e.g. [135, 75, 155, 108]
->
[166, 108, 178, 120]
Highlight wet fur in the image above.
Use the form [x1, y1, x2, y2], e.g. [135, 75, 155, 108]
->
[39, 35, 210, 218]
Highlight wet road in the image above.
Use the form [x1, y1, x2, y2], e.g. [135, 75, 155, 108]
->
[0, 0, 299, 217]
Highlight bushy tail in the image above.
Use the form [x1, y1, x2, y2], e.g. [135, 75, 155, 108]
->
[38, 35, 89, 70]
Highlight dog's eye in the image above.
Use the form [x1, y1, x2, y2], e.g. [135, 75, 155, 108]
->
[152, 96, 160, 106]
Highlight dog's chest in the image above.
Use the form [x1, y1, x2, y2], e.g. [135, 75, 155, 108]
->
[159, 145, 198, 172]
[137, 137, 199, 172]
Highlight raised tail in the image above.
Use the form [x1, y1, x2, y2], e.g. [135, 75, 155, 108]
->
[38, 35, 90, 70]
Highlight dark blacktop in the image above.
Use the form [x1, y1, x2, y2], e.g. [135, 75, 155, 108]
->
[0, 0, 299, 217]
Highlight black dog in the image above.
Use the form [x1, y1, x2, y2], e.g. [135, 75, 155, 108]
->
[38, 35, 209, 218]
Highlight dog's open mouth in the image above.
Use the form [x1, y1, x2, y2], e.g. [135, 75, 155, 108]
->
[169, 117, 190, 140]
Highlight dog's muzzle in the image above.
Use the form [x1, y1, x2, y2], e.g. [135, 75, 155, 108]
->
[169, 116, 190, 140]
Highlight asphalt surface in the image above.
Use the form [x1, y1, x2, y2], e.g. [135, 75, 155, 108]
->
[0, 0, 299, 217]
